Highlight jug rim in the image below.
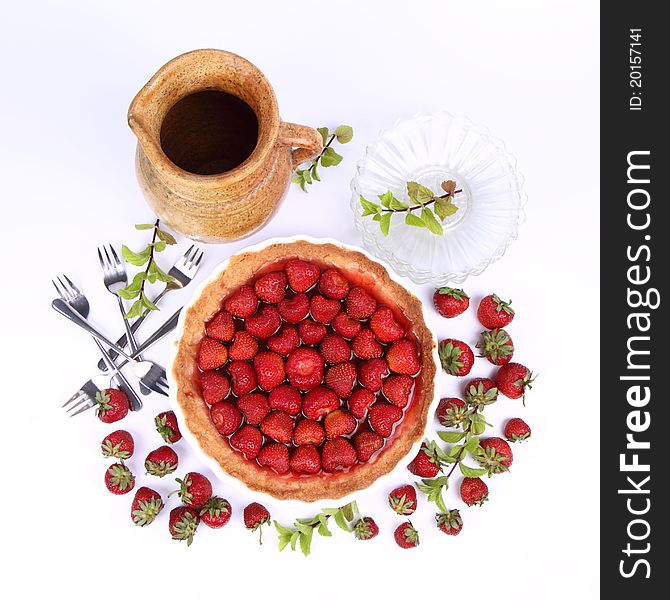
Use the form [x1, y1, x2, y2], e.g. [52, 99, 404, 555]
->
[128, 48, 281, 188]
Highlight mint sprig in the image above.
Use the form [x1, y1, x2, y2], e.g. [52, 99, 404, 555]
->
[119, 220, 176, 319]
[293, 125, 353, 192]
[360, 179, 461, 237]
[274, 501, 360, 556]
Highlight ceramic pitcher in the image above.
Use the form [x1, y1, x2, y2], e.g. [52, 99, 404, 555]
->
[128, 49, 323, 242]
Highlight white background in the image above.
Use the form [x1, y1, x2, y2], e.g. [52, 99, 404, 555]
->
[1, 1, 599, 598]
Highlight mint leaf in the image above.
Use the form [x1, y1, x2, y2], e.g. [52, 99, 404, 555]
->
[333, 125, 353, 144]
[378, 190, 395, 208]
[299, 527, 313, 556]
[333, 510, 349, 532]
[405, 213, 426, 228]
[360, 196, 381, 216]
[389, 197, 409, 211]
[122, 245, 151, 267]
[465, 436, 481, 454]
[438, 431, 466, 444]
[134, 223, 155, 230]
[434, 197, 458, 220]
[320, 146, 343, 167]
[379, 212, 392, 236]
[459, 463, 488, 478]
[421, 208, 444, 235]
[407, 181, 435, 204]
[310, 163, 320, 182]
[317, 127, 330, 146]
[156, 228, 177, 245]
[124, 298, 144, 319]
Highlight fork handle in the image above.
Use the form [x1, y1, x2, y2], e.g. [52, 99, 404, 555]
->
[52, 299, 134, 361]
[94, 338, 143, 412]
[98, 287, 170, 370]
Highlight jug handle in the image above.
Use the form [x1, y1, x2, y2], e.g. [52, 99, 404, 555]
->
[279, 122, 324, 169]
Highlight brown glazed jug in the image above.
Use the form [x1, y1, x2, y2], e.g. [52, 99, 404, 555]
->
[128, 49, 323, 242]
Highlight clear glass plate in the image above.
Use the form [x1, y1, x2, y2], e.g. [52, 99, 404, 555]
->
[350, 112, 526, 285]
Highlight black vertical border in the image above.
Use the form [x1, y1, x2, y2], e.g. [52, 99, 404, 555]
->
[601, 2, 667, 595]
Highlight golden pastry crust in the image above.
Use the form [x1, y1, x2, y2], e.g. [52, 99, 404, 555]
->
[171, 240, 436, 502]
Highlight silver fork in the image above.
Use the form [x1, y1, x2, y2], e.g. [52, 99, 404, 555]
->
[98, 244, 140, 356]
[63, 306, 182, 416]
[52, 298, 170, 396]
[53, 275, 143, 412]
[98, 244, 203, 370]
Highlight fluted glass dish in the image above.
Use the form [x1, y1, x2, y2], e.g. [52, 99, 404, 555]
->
[350, 113, 526, 285]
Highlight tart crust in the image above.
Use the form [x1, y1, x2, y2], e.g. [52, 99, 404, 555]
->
[171, 240, 436, 502]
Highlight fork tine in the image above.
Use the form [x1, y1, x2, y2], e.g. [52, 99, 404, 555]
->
[103, 245, 113, 269]
[182, 244, 194, 264]
[52, 279, 66, 301]
[109, 244, 121, 266]
[63, 274, 82, 295]
[194, 249, 203, 268]
[97, 246, 107, 270]
[57, 276, 75, 301]
[66, 394, 91, 412]
[62, 390, 84, 408]
[69, 401, 96, 417]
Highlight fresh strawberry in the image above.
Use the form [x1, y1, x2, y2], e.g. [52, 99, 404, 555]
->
[228, 331, 259, 361]
[101, 430, 134, 459]
[260, 410, 294, 443]
[504, 417, 531, 442]
[436, 509, 463, 535]
[345, 286, 377, 319]
[352, 328, 383, 359]
[253, 351, 285, 391]
[353, 517, 379, 540]
[268, 384, 302, 416]
[332, 311, 362, 339]
[285, 259, 320, 292]
[290, 444, 322, 474]
[433, 287, 470, 318]
[131, 486, 163, 526]
[370, 307, 405, 343]
[476, 328, 514, 365]
[209, 401, 243, 436]
[95, 388, 129, 423]
[254, 271, 287, 304]
[170, 472, 212, 507]
[460, 477, 489, 506]
[319, 333, 351, 364]
[145, 446, 178, 477]
[389, 485, 417, 515]
[285, 348, 324, 390]
[476, 437, 513, 476]
[382, 375, 413, 408]
[438, 339, 474, 377]
[244, 502, 271, 544]
[245, 305, 281, 339]
[298, 319, 327, 345]
[199, 497, 232, 528]
[302, 386, 340, 420]
[278, 292, 310, 323]
[105, 463, 135, 495]
[169, 506, 199, 546]
[321, 437, 357, 472]
[224, 284, 258, 318]
[293, 418, 326, 446]
[324, 409, 356, 438]
[368, 402, 402, 437]
[229, 425, 263, 459]
[205, 310, 235, 342]
[325, 362, 357, 398]
[435, 397, 468, 427]
[319, 268, 350, 299]
[477, 293, 515, 329]
[394, 521, 419, 548]
[200, 370, 230, 404]
[407, 441, 444, 477]
[496, 362, 535, 401]
[348, 388, 376, 419]
[386, 338, 420, 375]
[198, 337, 228, 370]
[257, 442, 290, 473]
[358, 358, 389, 391]
[267, 325, 300, 356]
[353, 431, 384, 461]
[155, 411, 182, 444]
[310, 295, 340, 324]
[237, 393, 270, 425]
[228, 361, 258, 396]
[463, 377, 499, 407]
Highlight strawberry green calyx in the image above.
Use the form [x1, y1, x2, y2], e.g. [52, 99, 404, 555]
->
[95, 390, 112, 418]
[155, 414, 177, 444]
[101, 440, 130, 460]
[437, 287, 469, 301]
[491, 294, 514, 315]
[509, 431, 530, 442]
[465, 381, 498, 407]
[440, 402, 469, 428]
[353, 517, 378, 540]
[436, 509, 462, 533]
[132, 497, 163, 526]
[476, 328, 513, 363]
[172, 511, 199, 546]
[438, 342, 465, 375]
[423, 439, 449, 471]
[169, 475, 194, 505]
[475, 446, 510, 477]
[145, 459, 177, 478]
[200, 497, 230, 520]
[108, 464, 134, 491]
[516, 371, 536, 405]
[401, 522, 420, 546]
[389, 493, 416, 515]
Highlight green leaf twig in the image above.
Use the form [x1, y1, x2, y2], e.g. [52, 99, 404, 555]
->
[119, 220, 177, 319]
[360, 179, 461, 237]
[273, 501, 360, 556]
[292, 125, 353, 192]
